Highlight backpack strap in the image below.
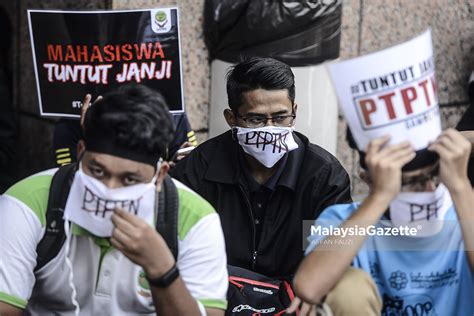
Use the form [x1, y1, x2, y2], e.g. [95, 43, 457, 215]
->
[36, 166, 180, 270]
[35, 163, 77, 271]
[156, 175, 179, 260]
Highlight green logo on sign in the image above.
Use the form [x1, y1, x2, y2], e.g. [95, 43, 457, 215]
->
[155, 11, 167, 23]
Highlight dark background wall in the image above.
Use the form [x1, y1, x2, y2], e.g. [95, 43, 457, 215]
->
[0, 0, 110, 189]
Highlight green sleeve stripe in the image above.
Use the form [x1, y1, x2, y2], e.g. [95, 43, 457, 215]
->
[177, 186, 215, 240]
[0, 291, 27, 309]
[198, 298, 228, 310]
[5, 175, 53, 227]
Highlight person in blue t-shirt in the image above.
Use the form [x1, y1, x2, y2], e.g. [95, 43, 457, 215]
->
[289, 128, 474, 316]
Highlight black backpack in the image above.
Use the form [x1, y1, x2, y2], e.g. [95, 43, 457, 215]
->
[35, 163, 179, 271]
[226, 266, 298, 316]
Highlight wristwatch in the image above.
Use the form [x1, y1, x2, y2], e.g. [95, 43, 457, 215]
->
[146, 264, 180, 288]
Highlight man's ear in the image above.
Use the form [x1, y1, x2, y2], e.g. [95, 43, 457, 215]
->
[155, 161, 170, 192]
[359, 170, 371, 185]
[292, 103, 298, 125]
[223, 109, 236, 128]
[77, 140, 86, 159]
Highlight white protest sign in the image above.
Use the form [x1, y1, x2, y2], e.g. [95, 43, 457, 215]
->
[328, 30, 441, 151]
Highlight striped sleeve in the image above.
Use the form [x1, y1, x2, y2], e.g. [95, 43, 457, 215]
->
[174, 180, 228, 310]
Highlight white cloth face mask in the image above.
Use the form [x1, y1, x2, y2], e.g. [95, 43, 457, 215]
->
[389, 184, 452, 237]
[64, 163, 158, 237]
[234, 126, 299, 168]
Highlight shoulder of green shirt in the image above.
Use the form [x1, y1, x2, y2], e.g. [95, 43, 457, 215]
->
[4, 169, 57, 227]
[4, 171, 216, 241]
[174, 179, 216, 241]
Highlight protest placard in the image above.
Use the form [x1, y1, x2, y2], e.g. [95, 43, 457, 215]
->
[328, 30, 440, 152]
[28, 8, 184, 117]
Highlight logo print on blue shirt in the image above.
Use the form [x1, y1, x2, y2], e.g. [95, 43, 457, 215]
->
[389, 270, 408, 290]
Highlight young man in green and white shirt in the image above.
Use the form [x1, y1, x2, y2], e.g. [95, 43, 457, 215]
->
[0, 86, 228, 316]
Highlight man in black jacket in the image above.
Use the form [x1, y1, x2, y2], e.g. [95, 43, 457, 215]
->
[171, 57, 352, 278]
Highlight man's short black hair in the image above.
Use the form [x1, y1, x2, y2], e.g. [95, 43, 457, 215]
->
[83, 84, 175, 161]
[226, 57, 295, 111]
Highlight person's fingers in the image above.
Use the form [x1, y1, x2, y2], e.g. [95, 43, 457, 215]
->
[431, 129, 470, 153]
[377, 141, 413, 159]
[94, 95, 103, 103]
[113, 208, 143, 232]
[365, 136, 396, 168]
[365, 135, 390, 155]
[299, 302, 312, 315]
[286, 297, 300, 314]
[111, 225, 133, 245]
[436, 136, 459, 155]
[82, 93, 91, 105]
[81, 94, 91, 114]
[110, 233, 127, 251]
[428, 141, 452, 159]
[80, 94, 92, 129]
[442, 128, 466, 143]
[437, 131, 471, 155]
[391, 150, 417, 168]
[180, 141, 193, 149]
[175, 155, 186, 162]
[112, 209, 135, 229]
[383, 146, 416, 165]
[366, 141, 413, 170]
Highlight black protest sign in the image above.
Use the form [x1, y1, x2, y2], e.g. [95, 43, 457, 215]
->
[28, 8, 184, 117]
